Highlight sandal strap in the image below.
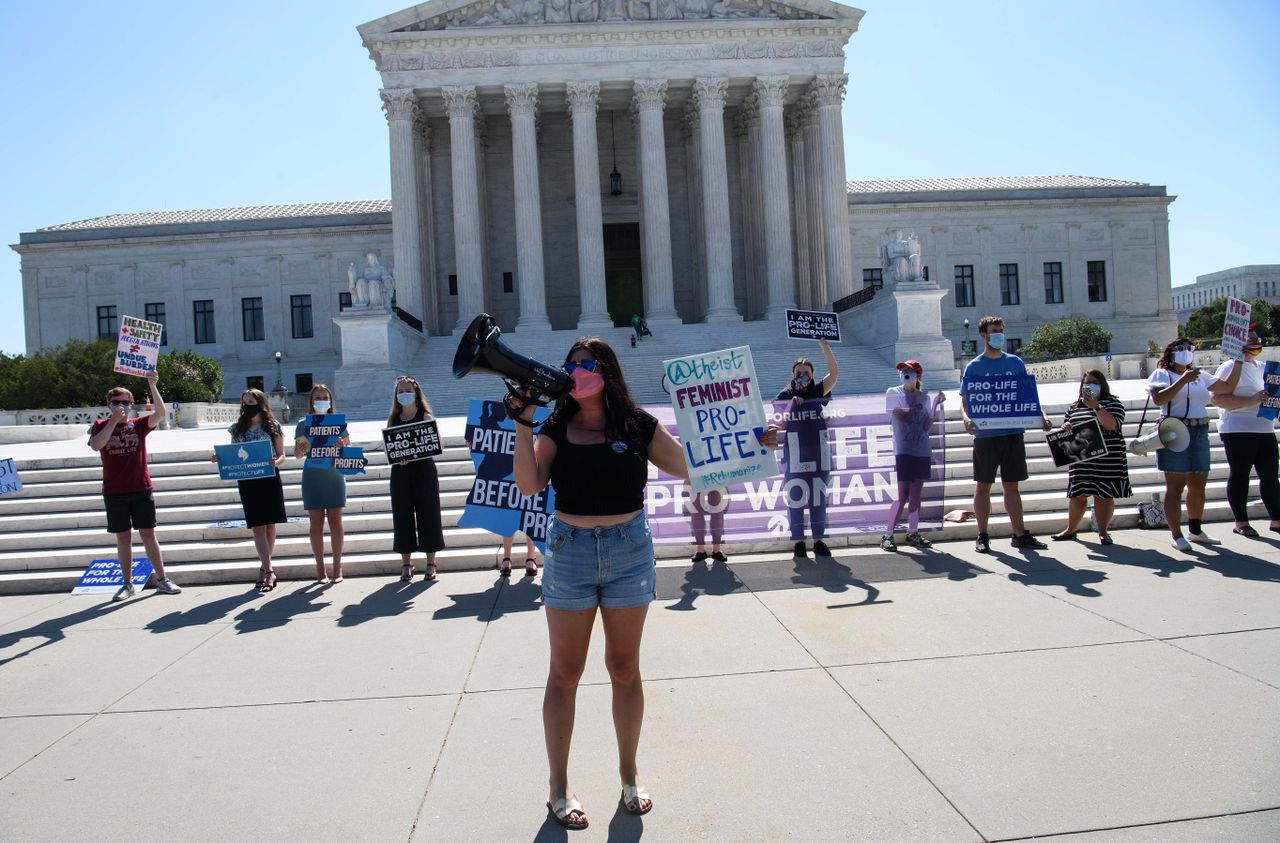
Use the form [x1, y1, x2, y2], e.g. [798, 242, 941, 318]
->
[621, 785, 650, 802]
[550, 796, 583, 819]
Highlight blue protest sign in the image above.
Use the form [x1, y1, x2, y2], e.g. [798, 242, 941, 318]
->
[961, 373, 1043, 430]
[0, 458, 21, 496]
[72, 558, 154, 595]
[1259, 361, 1280, 421]
[215, 440, 275, 480]
[333, 445, 368, 475]
[302, 414, 348, 469]
[458, 399, 554, 550]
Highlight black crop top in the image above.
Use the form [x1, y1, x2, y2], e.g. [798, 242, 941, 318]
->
[539, 409, 659, 516]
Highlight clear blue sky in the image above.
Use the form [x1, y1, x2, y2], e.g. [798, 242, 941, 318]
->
[1, 0, 1276, 356]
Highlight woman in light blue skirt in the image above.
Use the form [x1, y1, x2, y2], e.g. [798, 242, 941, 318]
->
[294, 384, 348, 582]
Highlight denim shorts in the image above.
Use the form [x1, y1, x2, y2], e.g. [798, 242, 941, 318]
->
[1156, 420, 1210, 474]
[542, 511, 655, 611]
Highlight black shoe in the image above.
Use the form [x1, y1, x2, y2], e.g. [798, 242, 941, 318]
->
[975, 533, 990, 554]
[813, 540, 831, 557]
[691, 551, 709, 562]
[793, 541, 807, 557]
[1011, 532, 1048, 550]
[711, 551, 728, 563]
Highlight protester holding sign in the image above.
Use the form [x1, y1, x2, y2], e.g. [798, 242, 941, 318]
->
[1147, 337, 1219, 550]
[960, 316, 1052, 553]
[775, 339, 839, 557]
[213, 389, 287, 591]
[506, 337, 705, 829]
[1208, 329, 1280, 537]
[1051, 371, 1130, 545]
[387, 376, 445, 581]
[293, 384, 349, 583]
[87, 372, 181, 602]
[881, 360, 944, 552]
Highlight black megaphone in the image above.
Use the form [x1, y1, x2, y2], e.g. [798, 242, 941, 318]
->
[452, 313, 571, 405]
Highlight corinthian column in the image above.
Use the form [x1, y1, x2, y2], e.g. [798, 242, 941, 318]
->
[633, 80, 679, 325]
[801, 97, 827, 307]
[566, 81, 612, 332]
[786, 108, 812, 310]
[504, 83, 551, 331]
[693, 77, 741, 323]
[442, 86, 486, 331]
[812, 74, 853, 301]
[381, 88, 425, 323]
[754, 76, 796, 318]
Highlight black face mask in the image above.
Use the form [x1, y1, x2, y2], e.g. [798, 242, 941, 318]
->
[241, 404, 261, 417]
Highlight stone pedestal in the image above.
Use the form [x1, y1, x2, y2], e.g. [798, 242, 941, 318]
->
[332, 310, 425, 406]
[839, 281, 962, 387]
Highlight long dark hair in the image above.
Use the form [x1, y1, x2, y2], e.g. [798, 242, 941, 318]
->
[387, 376, 433, 427]
[545, 337, 640, 445]
[232, 388, 281, 440]
[1158, 337, 1194, 370]
[1069, 369, 1112, 411]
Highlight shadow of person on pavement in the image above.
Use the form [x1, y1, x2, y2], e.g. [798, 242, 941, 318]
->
[605, 798, 644, 842]
[431, 578, 507, 621]
[491, 575, 545, 621]
[336, 579, 432, 628]
[905, 548, 986, 581]
[992, 548, 1107, 597]
[0, 598, 137, 667]
[146, 588, 260, 633]
[1190, 547, 1280, 583]
[531, 813, 569, 843]
[231, 581, 333, 632]
[1089, 545, 1196, 578]
[789, 553, 885, 607]
[664, 556, 743, 611]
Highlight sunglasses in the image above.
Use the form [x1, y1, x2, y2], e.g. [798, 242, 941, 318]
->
[110, 400, 132, 407]
[564, 360, 598, 374]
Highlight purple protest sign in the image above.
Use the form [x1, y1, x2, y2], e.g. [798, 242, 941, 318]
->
[641, 393, 947, 545]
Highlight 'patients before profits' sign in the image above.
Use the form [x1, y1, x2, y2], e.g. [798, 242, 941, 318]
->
[665, 345, 778, 494]
[113, 315, 164, 377]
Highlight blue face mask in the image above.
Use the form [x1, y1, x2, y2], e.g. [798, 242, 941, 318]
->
[397, 392, 416, 406]
[986, 332, 1006, 351]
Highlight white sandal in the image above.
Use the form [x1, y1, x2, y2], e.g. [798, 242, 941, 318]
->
[620, 784, 653, 816]
[547, 796, 588, 829]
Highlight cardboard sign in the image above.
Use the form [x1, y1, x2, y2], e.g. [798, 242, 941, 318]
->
[333, 446, 368, 475]
[665, 345, 778, 495]
[73, 558, 154, 595]
[214, 440, 276, 480]
[1221, 297, 1252, 361]
[383, 419, 443, 463]
[458, 399, 555, 549]
[302, 413, 348, 469]
[961, 373, 1043, 430]
[0, 458, 21, 496]
[1046, 418, 1109, 467]
[1260, 360, 1280, 421]
[785, 309, 841, 342]
[113, 315, 164, 377]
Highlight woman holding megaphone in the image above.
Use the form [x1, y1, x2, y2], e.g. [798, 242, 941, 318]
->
[1147, 338, 1219, 551]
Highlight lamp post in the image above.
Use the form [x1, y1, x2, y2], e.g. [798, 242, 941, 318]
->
[273, 350, 284, 392]
[271, 351, 290, 422]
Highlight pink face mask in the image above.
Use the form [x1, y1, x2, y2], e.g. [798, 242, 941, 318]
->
[569, 368, 605, 399]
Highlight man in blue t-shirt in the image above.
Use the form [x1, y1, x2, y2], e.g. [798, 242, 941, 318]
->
[960, 315, 1052, 554]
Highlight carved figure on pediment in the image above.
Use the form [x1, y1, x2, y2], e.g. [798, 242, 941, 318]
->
[601, 0, 628, 19]
[681, 0, 712, 17]
[654, 0, 683, 19]
[348, 253, 395, 309]
[571, 0, 600, 21]
[710, 0, 755, 17]
[516, 0, 546, 21]
[627, 0, 652, 18]
[547, 0, 571, 22]
[494, 2, 522, 24]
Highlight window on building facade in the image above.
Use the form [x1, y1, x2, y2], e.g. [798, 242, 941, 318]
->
[923, 266, 929, 282]
[954, 265, 975, 307]
[959, 339, 977, 356]
[503, 271, 514, 294]
[1043, 262, 1063, 304]
[1006, 338, 1023, 354]
[999, 263, 1020, 306]
[96, 305, 117, 340]
[1087, 261, 1108, 302]
[295, 373, 313, 394]
[862, 268, 883, 290]
[193, 300, 216, 344]
[247, 376, 265, 391]
[448, 274, 457, 296]
[338, 291, 352, 312]
[144, 302, 167, 346]
[291, 295, 313, 339]
[241, 297, 265, 342]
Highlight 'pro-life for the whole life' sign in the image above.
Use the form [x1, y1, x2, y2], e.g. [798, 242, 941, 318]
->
[961, 373, 1043, 430]
[73, 558, 154, 595]
[113, 315, 164, 377]
[665, 345, 778, 495]
[383, 419, 443, 463]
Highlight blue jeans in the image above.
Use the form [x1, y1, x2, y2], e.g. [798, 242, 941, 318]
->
[786, 473, 828, 541]
[542, 511, 655, 610]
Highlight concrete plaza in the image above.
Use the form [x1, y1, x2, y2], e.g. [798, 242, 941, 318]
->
[1, 527, 1278, 842]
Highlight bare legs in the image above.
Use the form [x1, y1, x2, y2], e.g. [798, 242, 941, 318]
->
[308, 509, 345, 582]
[1056, 497, 1115, 538]
[974, 482, 993, 533]
[1164, 473, 1188, 539]
[251, 524, 277, 590]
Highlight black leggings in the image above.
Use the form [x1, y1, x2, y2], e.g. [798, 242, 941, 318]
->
[1220, 433, 1280, 522]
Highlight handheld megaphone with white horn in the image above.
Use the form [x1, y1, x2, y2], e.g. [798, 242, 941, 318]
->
[452, 313, 571, 406]
[1128, 417, 1190, 456]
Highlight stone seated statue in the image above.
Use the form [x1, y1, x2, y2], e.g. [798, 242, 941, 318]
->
[347, 253, 396, 309]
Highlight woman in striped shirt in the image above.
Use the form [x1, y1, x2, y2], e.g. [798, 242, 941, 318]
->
[1052, 370, 1131, 545]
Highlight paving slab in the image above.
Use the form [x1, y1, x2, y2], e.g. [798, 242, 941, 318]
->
[466, 591, 816, 693]
[1030, 809, 1280, 842]
[416, 671, 981, 842]
[1170, 628, 1280, 689]
[0, 592, 71, 629]
[0, 697, 455, 842]
[830, 641, 1280, 841]
[753, 572, 1145, 667]
[0, 714, 91, 779]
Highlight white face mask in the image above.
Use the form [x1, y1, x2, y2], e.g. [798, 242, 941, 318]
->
[901, 371, 918, 386]
[313, 400, 331, 414]
[986, 332, 1006, 351]
[397, 392, 416, 406]
[1173, 349, 1194, 366]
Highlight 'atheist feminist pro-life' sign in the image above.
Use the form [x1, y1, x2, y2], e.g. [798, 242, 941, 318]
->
[664, 346, 778, 495]
[1259, 360, 1280, 421]
[458, 399, 555, 549]
[1221, 296, 1253, 361]
[641, 394, 947, 543]
[0, 457, 21, 496]
[961, 373, 1043, 430]
[113, 315, 164, 377]
[785, 309, 841, 342]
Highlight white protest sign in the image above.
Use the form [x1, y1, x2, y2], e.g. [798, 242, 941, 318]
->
[114, 315, 164, 377]
[1221, 297, 1252, 361]
[0, 458, 21, 496]
[664, 345, 778, 495]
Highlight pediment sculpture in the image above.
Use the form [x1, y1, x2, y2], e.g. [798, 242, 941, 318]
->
[395, 0, 829, 30]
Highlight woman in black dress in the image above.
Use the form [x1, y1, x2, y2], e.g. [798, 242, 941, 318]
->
[387, 376, 445, 581]
[1052, 370, 1131, 545]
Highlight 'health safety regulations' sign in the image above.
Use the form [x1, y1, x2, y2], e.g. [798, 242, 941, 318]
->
[113, 315, 164, 377]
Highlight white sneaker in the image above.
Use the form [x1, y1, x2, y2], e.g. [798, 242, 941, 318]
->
[1172, 536, 1194, 552]
[1187, 531, 1221, 545]
[155, 577, 182, 594]
[112, 583, 137, 602]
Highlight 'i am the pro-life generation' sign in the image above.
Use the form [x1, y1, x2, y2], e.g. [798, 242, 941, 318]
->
[383, 419, 443, 463]
[1221, 297, 1252, 361]
[665, 345, 778, 495]
[961, 373, 1043, 430]
[113, 315, 164, 377]
[785, 309, 841, 342]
